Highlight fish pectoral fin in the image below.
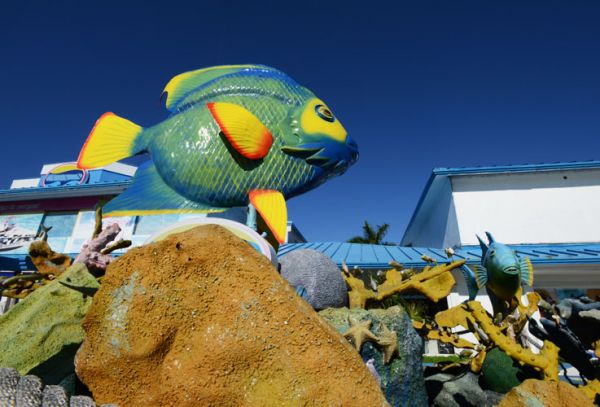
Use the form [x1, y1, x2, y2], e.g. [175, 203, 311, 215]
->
[249, 190, 287, 244]
[102, 161, 226, 217]
[520, 257, 534, 286]
[474, 265, 488, 289]
[78, 112, 146, 169]
[208, 102, 273, 160]
[460, 265, 479, 300]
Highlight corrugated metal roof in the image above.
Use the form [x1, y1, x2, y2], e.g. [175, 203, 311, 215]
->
[278, 242, 600, 269]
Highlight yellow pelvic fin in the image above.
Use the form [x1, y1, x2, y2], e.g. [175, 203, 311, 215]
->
[162, 65, 259, 111]
[208, 102, 273, 160]
[77, 112, 143, 169]
[249, 190, 287, 244]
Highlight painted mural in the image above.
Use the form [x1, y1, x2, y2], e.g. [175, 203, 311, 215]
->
[0, 214, 43, 253]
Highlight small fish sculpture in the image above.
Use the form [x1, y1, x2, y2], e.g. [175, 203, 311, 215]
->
[77, 65, 359, 244]
[461, 232, 534, 316]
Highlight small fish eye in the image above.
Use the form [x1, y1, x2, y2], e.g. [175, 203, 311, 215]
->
[315, 104, 335, 122]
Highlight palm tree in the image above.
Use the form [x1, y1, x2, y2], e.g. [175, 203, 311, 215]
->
[347, 221, 394, 245]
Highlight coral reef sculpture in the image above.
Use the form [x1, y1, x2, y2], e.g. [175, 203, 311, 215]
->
[28, 226, 72, 276]
[341, 259, 465, 309]
[415, 297, 559, 380]
[73, 204, 131, 276]
[0, 227, 71, 299]
[0, 205, 129, 300]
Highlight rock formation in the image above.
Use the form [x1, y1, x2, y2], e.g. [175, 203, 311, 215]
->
[278, 248, 348, 309]
[497, 378, 594, 407]
[75, 225, 389, 407]
[0, 264, 98, 386]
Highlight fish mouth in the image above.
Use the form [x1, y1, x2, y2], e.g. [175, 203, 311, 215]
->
[281, 136, 359, 172]
[503, 266, 519, 275]
[281, 145, 344, 171]
[281, 146, 324, 160]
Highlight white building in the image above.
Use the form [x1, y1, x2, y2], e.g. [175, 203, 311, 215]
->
[401, 160, 600, 310]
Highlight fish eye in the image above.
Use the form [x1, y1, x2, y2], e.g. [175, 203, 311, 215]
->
[490, 251, 495, 257]
[315, 104, 335, 122]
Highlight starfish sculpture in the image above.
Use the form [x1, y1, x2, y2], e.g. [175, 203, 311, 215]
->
[342, 318, 401, 364]
[343, 317, 379, 351]
[376, 323, 399, 364]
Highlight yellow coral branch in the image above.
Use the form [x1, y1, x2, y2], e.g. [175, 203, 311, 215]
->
[341, 260, 465, 309]
[465, 301, 559, 380]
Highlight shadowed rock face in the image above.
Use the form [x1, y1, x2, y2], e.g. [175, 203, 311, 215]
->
[0, 264, 98, 386]
[76, 225, 389, 407]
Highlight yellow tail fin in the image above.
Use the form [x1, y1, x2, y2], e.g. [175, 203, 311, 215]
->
[77, 112, 143, 169]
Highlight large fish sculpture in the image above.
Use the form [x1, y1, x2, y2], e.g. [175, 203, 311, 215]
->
[461, 232, 534, 316]
[77, 65, 358, 244]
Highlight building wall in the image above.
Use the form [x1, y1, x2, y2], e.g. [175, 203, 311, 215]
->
[451, 169, 600, 245]
[0, 207, 247, 271]
[402, 177, 460, 248]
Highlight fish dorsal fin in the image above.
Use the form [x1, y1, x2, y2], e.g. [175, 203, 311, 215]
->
[161, 65, 262, 111]
[208, 102, 273, 160]
[476, 234, 488, 258]
[520, 256, 534, 286]
[249, 190, 287, 244]
[473, 265, 488, 289]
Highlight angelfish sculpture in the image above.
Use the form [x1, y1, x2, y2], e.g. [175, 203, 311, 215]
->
[77, 65, 359, 244]
[461, 232, 534, 316]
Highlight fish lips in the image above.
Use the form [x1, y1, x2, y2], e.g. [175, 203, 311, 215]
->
[281, 137, 359, 172]
[503, 266, 519, 275]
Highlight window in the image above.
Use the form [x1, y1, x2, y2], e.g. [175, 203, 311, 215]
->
[40, 212, 78, 252]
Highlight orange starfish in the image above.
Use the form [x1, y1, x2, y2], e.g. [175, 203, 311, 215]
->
[343, 317, 379, 352]
[376, 323, 399, 364]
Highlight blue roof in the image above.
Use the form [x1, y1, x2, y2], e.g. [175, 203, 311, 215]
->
[278, 242, 600, 269]
[0, 181, 130, 201]
[433, 160, 600, 176]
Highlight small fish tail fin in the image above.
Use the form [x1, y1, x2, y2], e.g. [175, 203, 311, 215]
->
[520, 256, 534, 286]
[473, 265, 488, 289]
[460, 265, 479, 300]
[77, 112, 147, 169]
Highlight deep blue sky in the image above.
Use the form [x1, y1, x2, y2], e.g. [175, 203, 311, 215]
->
[2, 1, 600, 243]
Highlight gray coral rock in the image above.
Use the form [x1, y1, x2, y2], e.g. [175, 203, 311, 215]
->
[17, 375, 43, 406]
[0, 368, 20, 405]
[425, 372, 503, 407]
[279, 249, 348, 309]
[0, 367, 115, 407]
[42, 385, 69, 407]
